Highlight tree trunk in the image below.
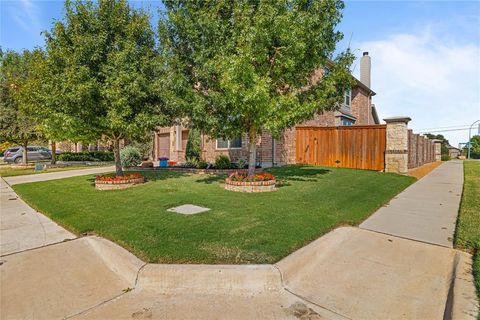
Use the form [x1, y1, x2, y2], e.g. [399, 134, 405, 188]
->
[113, 138, 123, 176]
[51, 141, 56, 164]
[22, 142, 28, 166]
[248, 131, 257, 176]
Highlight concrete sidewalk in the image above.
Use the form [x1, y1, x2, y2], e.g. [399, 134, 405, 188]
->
[360, 160, 463, 247]
[3, 166, 114, 185]
[1, 161, 478, 319]
[0, 178, 75, 255]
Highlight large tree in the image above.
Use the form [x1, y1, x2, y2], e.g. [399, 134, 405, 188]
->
[16, 49, 97, 164]
[160, 0, 354, 175]
[42, 0, 175, 175]
[0, 49, 42, 165]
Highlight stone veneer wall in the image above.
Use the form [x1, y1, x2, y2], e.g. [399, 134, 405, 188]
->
[386, 117, 441, 174]
[384, 117, 411, 174]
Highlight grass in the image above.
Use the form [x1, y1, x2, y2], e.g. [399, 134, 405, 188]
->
[455, 160, 480, 302]
[0, 164, 111, 177]
[13, 165, 415, 264]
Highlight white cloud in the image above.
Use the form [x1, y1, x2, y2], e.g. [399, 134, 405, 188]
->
[9, 0, 42, 35]
[354, 26, 480, 147]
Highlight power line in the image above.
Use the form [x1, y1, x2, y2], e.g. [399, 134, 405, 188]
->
[417, 127, 475, 134]
[415, 124, 472, 131]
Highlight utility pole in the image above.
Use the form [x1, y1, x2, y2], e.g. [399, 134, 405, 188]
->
[467, 120, 480, 159]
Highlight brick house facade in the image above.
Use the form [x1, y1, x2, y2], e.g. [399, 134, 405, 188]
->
[154, 53, 378, 167]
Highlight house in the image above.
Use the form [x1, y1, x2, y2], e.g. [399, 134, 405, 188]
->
[447, 145, 462, 159]
[154, 52, 378, 167]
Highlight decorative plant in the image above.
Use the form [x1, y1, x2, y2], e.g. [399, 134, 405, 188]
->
[196, 160, 208, 169]
[215, 155, 231, 169]
[120, 146, 142, 168]
[229, 172, 275, 182]
[96, 172, 143, 182]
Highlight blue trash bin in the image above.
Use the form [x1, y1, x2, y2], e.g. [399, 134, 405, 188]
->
[159, 157, 168, 167]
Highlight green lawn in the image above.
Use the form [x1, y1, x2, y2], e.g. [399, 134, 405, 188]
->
[0, 164, 111, 177]
[455, 160, 480, 301]
[13, 165, 415, 264]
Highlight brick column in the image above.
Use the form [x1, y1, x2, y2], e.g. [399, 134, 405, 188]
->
[432, 139, 442, 161]
[384, 116, 411, 174]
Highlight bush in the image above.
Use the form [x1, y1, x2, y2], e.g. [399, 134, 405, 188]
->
[215, 155, 231, 169]
[120, 146, 142, 167]
[441, 154, 450, 161]
[186, 129, 201, 160]
[57, 151, 114, 162]
[185, 157, 199, 168]
[197, 160, 208, 169]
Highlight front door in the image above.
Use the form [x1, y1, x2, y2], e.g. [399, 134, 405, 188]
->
[157, 133, 170, 159]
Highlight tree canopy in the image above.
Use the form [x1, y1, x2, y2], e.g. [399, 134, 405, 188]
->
[424, 133, 450, 156]
[160, 0, 354, 174]
[0, 49, 42, 164]
[40, 0, 177, 175]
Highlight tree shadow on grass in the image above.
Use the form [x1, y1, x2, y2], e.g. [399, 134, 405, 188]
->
[267, 165, 330, 187]
[194, 174, 226, 184]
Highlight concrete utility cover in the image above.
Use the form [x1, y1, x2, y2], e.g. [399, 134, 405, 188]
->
[167, 204, 210, 215]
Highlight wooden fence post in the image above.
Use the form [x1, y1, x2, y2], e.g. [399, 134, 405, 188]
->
[384, 116, 411, 174]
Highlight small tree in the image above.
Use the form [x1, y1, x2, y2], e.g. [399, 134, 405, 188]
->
[160, 0, 354, 175]
[0, 49, 41, 165]
[41, 0, 176, 176]
[185, 128, 201, 160]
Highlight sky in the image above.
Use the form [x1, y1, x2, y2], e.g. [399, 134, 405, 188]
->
[1, 0, 479, 147]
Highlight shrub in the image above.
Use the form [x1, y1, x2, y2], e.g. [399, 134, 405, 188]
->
[58, 152, 95, 161]
[120, 146, 142, 167]
[215, 155, 231, 169]
[185, 157, 198, 168]
[186, 129, 201, 160]
[57, 151, 114, 162]
[196, 160, 208, 169]
[441, 154, 450, 161]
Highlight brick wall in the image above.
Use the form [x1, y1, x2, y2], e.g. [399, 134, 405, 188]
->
[351, 87, 372, 125]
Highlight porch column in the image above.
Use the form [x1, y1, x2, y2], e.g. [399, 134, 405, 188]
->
[384, 116, 411, 174]
[175, 125, 182, 151]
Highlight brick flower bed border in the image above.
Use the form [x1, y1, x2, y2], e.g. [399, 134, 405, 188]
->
[95, 176, 145, 190]
[224, 178, 276, 193]
[129, 166, 257, 175]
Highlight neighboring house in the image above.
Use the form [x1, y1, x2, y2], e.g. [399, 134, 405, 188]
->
[447, 145, 461, 159]
[154, 52, 379, 167]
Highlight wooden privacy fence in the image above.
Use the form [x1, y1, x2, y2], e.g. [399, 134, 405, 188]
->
[296, 125, 386, 171]
[408, 130, 435, 169]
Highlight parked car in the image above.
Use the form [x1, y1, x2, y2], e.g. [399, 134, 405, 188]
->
[3, 146, 53, 163]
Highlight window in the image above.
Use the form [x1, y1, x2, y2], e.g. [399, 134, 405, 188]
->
[323, 66, 330, 76]
[27, 147, 38, 152]
[216, 137, 242, 149]
[341, 117, 355, 126]
[344, 87, 351, 108]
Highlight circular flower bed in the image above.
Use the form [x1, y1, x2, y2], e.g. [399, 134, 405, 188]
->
[224, 172, 276, 193]
[95, 173, 145, 190]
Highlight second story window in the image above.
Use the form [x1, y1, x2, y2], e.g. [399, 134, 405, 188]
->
[344, 87, 351, 108]
[323, 66, 330, 76]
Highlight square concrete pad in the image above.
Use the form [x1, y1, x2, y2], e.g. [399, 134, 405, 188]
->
[167, 204, 210, 215]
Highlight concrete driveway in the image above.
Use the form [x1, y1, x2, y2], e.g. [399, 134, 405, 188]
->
[0, 162, 478, 319]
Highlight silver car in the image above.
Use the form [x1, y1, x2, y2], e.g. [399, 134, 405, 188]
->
[3, 146, 53, 163]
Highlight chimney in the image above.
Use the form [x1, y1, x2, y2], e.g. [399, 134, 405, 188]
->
[360, 52, 371, 88]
